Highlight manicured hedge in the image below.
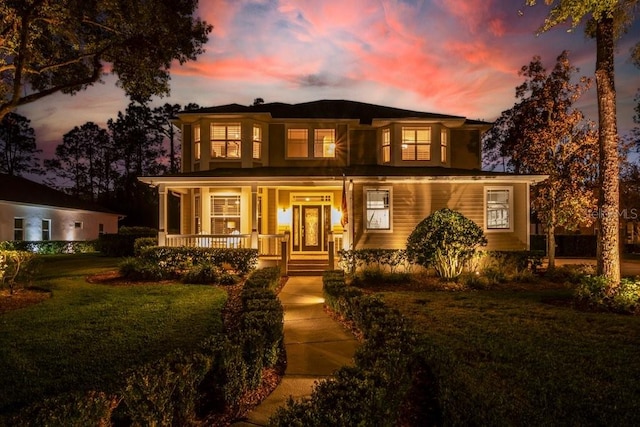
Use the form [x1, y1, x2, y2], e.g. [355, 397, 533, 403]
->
[9, 267, 284, 425]
[270, 271, 432, 426]
[0, 240, 95, 254]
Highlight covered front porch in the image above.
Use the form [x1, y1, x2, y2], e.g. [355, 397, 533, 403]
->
[147, 177, 351, 268]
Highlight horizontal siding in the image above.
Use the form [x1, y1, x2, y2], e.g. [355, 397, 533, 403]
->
[353, 182, 527, 251]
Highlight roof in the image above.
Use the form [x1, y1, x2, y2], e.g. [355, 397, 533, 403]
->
[181, 99, 492, 126]
[140, 166, 547, 184]
[0, 174, 120, 214]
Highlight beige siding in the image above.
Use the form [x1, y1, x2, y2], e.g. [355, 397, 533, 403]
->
[352, 182, 528, 251]
[182, 192, 192, 234]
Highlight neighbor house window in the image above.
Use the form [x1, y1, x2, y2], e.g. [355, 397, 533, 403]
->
[364, 188, 391, 231]
[401, 127, 431, 161]
[211, 195, 241, 234]
[74, 221, 83, 229]
[194, 124, 201, 161]
[314, 129, 336, 158]
[211, 123, 241, 158]
[287, 129, 308, 158]
[440, 128, 448, 163]
[14, 218, 24, 241]
[42, 219, 51, 241]
[382, 128, 391, 163]
[99, 223, 105, 235]
[253, 125, 262, 160]
[485, 187, 513, 231]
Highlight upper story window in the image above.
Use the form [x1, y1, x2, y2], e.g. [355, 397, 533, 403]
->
[440, 128, 448, 163]
[314, 129, 336, 158]
[364, 188, 392, 231]
[253, 125, 262, 160]
[287, 129, 308, 158]
[193, 124, 201, 161]
[401, 127, 431, 161]
[211, 123, 241, 159]
[382, 128, 391, 163]
[485, 187, 513, 231]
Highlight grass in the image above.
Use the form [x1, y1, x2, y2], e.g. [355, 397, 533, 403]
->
[0, 254, 227, 415]
[372, 280, 640, 425]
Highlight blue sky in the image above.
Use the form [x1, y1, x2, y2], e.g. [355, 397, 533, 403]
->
[18, 0, 640, 159]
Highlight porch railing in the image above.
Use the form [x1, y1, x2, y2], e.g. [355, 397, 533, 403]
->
[164, 233, 286, 257]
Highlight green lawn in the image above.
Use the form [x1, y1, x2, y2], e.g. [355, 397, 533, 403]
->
[0, 254, 227, 415]
[375, 283, 640, 425]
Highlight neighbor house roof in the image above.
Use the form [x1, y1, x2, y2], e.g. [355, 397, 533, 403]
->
[180, 99, 492, 126]
[0, 174, 120, 214]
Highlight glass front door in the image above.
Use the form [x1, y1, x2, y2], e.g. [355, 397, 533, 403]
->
[292, 204, 330, 253]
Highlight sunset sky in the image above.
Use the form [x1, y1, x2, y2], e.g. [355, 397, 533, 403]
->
[17, 0, 640, 160]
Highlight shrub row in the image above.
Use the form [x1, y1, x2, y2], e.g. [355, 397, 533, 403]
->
[9, 268, 284, 426]
[270, 270, 434, 426]
[139, 246, 258, 275]
[0, 240, 95, 254]
[338, 249, 411, 275]
[96, 232, 157, 257]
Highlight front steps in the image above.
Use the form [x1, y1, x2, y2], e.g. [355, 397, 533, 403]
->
[286, 259, 330, 276]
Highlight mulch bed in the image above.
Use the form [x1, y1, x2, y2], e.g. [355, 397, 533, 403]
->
[0, 287, 51, 314]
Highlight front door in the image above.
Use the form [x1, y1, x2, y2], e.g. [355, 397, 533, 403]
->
[301, 205, 322, 251]
[292, 203, 331, 253]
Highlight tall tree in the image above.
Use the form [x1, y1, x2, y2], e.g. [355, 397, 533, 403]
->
[484, 51, 598, 268]
[0, 112, 42, 176]
[152, 103, 183, 174]
[0, 0, 212, 119]
[525, 0, 639, 282]
[45, 122, 113, 201]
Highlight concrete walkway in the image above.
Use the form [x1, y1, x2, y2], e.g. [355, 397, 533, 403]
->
[233, 276, 360, 426]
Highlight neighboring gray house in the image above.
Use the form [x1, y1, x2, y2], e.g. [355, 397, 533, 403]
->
[0, 174, 121, 242]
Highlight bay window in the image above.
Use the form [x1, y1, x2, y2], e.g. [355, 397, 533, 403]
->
[211, 123, 241, 158]
[402, 127, 431, 161]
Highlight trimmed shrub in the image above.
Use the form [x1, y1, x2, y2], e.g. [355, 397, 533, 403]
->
[0, 240, 95, 254]
[0, 250, 41, 294]
[407, 209, 487, 279]
[133, 237, 158, 256]
[118, 257, 165, 281]
[182, 262, 221, 284]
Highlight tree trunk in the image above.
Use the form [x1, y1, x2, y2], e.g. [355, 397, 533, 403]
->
[595, 17, 621, 284]
[547, 226, 556, 270]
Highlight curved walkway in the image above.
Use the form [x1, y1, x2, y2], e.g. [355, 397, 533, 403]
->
[233, 276, 360, 426]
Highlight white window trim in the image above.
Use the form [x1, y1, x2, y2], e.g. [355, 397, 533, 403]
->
[363, 186, 393, 233]
[42, 219, 51, 241]
[484, 186, 514, 232]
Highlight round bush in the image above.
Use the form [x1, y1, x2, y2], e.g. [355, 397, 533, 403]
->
[406, 208, 487, 279]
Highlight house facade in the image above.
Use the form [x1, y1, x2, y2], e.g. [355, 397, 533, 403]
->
[139, 100, 545, 264]
[0, 174, 121, 242]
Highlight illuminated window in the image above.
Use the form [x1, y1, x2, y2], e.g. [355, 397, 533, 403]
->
[401, 127, 431, 161]
[382, 128, 391, 163]
[485, 187, 513, 231]
[211, 195, 241, 234]
[14, 218, 24, 241]
[194, 124, 201, 161]
[253, 125, 262, 160]
[194, 195, 201, 233]
[314, 129, 336, 158]
[440, 128, 448, 163]
[211, 123, 241, 158]
[42, 219, 51, 241]
[365, 188, 391, 231]
[287, 129, 308, 158]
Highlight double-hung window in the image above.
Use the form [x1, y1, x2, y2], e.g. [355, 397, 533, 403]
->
[14, 218, 24, 241]
[485, 187, 513, 231]
[211, 195, 241, 234]
[440, 128, 448, 163]
[211, 123, 241, 158]
[253, 125, 262, 160]
[401, 127, 431, 161]
[314, 129, 336, 158]
[365, 188, 391, 231]
[42, 219, 51, 241]
[194, 124, 201, 161]
[382, 128, 391, 163]
[287, 129, 308, 158]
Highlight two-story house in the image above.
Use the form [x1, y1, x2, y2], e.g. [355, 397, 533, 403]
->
[139, 100, 545, 268]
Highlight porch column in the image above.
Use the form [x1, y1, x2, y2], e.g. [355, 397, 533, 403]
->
[158, 184, 167, 246]
[251, 184, 259, 250]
